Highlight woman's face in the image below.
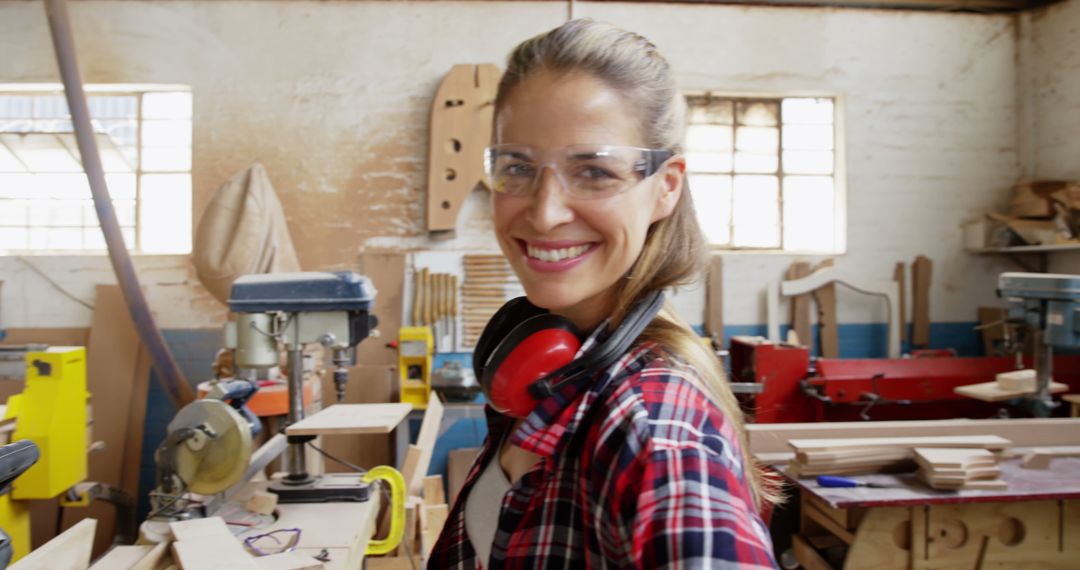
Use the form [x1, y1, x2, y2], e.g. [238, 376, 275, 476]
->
[492, 70, 684, 330]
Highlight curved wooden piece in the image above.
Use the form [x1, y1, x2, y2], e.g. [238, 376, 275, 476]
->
[426, 64, 502, 232]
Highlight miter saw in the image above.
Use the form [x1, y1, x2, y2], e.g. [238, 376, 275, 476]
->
[149, 380, 260, 520]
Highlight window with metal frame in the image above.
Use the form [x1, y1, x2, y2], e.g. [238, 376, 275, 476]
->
[684, 94, 843, 253]
[0, 86, 192, 254]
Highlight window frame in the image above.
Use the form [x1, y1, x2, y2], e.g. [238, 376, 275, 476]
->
[683, 90, 847, 255]
[0, 83, 192, 255]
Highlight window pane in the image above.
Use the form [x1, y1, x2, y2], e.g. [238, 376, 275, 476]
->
[87, 96, 137, 120]
[736, 127, 779, 152]
[47, 227, 83, 249]
[2, 173, 36, 198]
[142, 92, 192, 119]
[142, 147, 191, 172]
[685, 125, 732, 152]
[687, 99, 733, 124]
[734, 152, 778, 174]
[686, 151, 732, 173]
[113, 199, 136, 226]
[0, 199, 27, 225]
[782, 125, 833, 150]
[106, 173, 136, 200]
[0, 144, 24, 172]
[782, 98, 834, 125]
[51, 200, 83, 225]
[141, 120, 192, 147]
[27, 226, 48, 248]
[140, 173, 191, 253]
[35, 96, 69, 118]
[736, 101, 779, 126]
[732, 175, 780, 248]
[783, 176, 835, 251]
[689, 174, 732, 245]
[83, 227, 106, 250]
[0, 227, 28, 249]
[0, 97, 32, 118]
[37, 173, 90, 199]
[783, 150, 834, 175]
[2, 134, 82, 172]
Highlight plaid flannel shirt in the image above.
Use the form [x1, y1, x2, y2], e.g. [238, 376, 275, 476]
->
[427, 328, 777, 569]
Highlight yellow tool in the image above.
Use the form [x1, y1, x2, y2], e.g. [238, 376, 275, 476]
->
[0, 347, 88, 562]
[398, 326, 434, 409]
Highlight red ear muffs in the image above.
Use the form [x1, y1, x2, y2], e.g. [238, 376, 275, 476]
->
[480, 314, 582, 418]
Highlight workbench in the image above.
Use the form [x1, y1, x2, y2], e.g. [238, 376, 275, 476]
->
[789, 456, 1080, 569]
[226, 479, 383, 569]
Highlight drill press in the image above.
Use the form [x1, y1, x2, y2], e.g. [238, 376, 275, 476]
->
[225, 271, 378, 501]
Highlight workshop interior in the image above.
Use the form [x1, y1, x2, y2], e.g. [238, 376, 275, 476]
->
[0, 0, 1079, 568]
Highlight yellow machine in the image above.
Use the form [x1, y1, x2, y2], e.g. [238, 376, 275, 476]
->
[398, 326, 433, 409]
[0, 347, 88, 562]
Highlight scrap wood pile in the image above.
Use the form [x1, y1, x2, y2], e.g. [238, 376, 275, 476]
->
[914, 448, 1006, 490]
[787, 435, 1011, 490]
[964, 179, 1080, 249]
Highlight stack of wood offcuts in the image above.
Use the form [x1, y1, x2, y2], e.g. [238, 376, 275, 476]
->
[787, 435, 1011, 491]
[914, 448, 1006, 490]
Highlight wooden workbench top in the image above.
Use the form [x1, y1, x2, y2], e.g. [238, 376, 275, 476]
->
[791, 455, 1080, 510]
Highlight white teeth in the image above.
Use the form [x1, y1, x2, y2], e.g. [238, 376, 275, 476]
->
[526, 244, 590, 262]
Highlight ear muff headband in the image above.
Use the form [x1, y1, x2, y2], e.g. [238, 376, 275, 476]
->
[472, 296, 547, 383]
[477, 290, 666, 418]
[526, 289, 665, 399]
[481, 314, 583, 417]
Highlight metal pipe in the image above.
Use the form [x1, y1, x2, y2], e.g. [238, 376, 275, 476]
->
[285, 346, 308, 481]
[42, 0, 194, 409]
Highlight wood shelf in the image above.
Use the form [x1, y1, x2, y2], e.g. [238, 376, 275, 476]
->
[968, 243, 1080, 253]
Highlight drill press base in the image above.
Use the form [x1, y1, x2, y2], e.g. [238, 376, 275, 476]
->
[269, 473, 373, 504]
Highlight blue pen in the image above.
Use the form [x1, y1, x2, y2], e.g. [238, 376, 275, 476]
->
[816, 475, 892, 488]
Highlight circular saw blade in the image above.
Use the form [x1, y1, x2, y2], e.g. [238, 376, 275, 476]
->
[166, 399, 252, 495]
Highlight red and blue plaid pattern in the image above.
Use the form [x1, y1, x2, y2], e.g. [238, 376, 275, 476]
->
[428, 335, 777, 569]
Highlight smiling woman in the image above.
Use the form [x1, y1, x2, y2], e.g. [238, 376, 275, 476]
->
[429, 19, 780, 570]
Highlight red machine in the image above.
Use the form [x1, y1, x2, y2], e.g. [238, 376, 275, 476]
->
[729, 336, 1080, 423]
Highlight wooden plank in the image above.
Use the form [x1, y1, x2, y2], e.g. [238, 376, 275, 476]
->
[401, 445, 422, 495]
[422, 475, 445, 506]
[810, 259, 838, 357]
[912, 447, 997, 469]
[426, 64, 501, 231]
[1020, 446, 1080, 469]
[408, 393, 444, 496]
[253, 552, 324, 570]
[90, 545, 154, 570]
[285, 403, 411, 436]
[841, 507, 911, 570]
[10, 518, 96, 570]
[803, 501, 854, 544]
[748, 418, 1080, 456]
[129, 542, 169, 570]
[789, 435, 1012, 453]
[912, 255, 932, 347]
[954, 380, 1068, 402]
[894, 262, 907, 343]
[169, 517, 233, 543]
[447, 447, 479, 506]
[705, 254, 724, 345]
[787, 261, 811, 347]
[317, 365, 395, 473]
[172, 535, 257, 570]
[791, 534, 832, 570]
[419, 504, 449, 559]
[358, 250, 406, 365]
[63, 285, 141, 557]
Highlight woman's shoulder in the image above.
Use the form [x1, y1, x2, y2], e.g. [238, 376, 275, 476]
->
[598, 344, 742, 455]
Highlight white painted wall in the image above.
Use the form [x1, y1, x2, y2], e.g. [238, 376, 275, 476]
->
[0, 1, 1024, 330]
[1021, 0, 1080, 275]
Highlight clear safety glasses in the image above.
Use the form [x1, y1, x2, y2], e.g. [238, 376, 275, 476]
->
[483, 144, 675, 200]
